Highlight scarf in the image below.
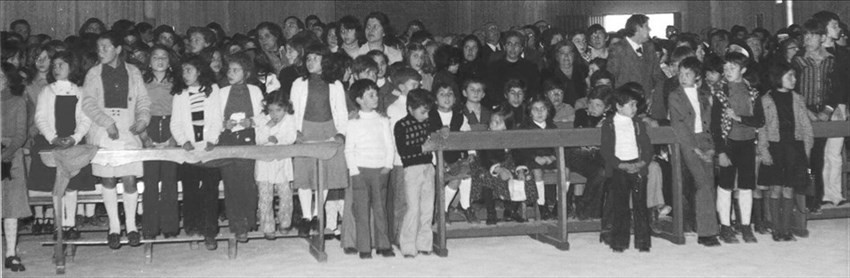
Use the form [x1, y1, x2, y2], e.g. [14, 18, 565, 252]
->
[709, 80, 758, 140]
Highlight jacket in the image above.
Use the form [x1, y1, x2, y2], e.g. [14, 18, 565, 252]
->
[35, 81, 92, 144]
[290, 78, 349, 135]
[757, 90, 814, 158]
[170, 85, 223, 147]
[668, 86, 713, 152]
[600, 115, 653, 178]
[81, 62, 151, 143]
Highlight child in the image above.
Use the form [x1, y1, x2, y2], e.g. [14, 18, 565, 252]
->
[395, 88, 436, 258]
[667, 57, 721, 247]
[757, 62, 813, 241]
[569, 86, 612, 221]
[652, 46, 696, 124]
[405, 43, 434, 91]
[2, 62, 32, 272]
[30, 51, 96, 240]
[461, 78, 492, 131]
[81, 32, 151, 249]
[710, 52, 764, 244]
[515, 95, 557, 219]
[498, 79, 528, 128]
[254, 92, 297, 240]
[290, 44, 349, 237]
[381, 67, 420, 118]
[214, 52, 263, 242]
[600, 88, 654, 252]
[543, 79, 576, 123]
[170, 55, 222, 250]
[140, 45, 180, 240]
[429, 83, 474, 222]
[345, 79, 396, 259]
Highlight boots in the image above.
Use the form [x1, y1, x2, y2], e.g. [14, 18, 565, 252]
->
[752, 198, 769, 234]
[788, 197, 806, 239]
[769, 198, 783, 241]
[510, 202, 527, 223]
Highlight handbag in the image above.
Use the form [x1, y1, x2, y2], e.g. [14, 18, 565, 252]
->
[508, 179, 527, 201]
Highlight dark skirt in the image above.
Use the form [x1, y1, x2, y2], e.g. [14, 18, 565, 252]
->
[27, 134, 96, 192]
[758, 140, 808, 191]
[293, 120, 348, 190]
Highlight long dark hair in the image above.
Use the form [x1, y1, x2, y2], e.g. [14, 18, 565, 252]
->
[46, 51, 84, 86]
[172, 55, 215, 96]
[143, 44, 177, 84]
[1, 62, 25, 96]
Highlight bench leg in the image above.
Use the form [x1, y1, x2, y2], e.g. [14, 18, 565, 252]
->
[65, 244, 77, 262]
[433, 151, 448, 258]
[533, 147, 570, 251]
[227, 239, 237, 259]
[144, 242, 153, 264]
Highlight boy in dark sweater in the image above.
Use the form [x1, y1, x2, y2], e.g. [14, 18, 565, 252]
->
[394, 88, 436, 258]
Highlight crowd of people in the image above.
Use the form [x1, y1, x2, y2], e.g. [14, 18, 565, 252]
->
[1, 8, 848, 271]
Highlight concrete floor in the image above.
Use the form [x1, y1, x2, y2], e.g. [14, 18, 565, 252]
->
[3, 218, 849, 277]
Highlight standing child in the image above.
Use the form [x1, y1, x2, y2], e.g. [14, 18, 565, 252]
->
[405, 43, 434, 91]
[395, 88, 436, 258]
[290, 44, 349, 236]
[757, 62, 813, 241]
[81, 31, 151, 249]
[170, 55, 223, 250]
[710, 52, 764, 244]
[140, 45, 180, 239]
[516, 95, 557, 219]
[600, 88, 654, 252]
[214, 52, 264, 242]
[668, 57, 722, 246]
[345, 79, 396, 259]
[2, 63, 32, 272]
[33, 51, 96, 240]
[254, 92, 297, 240]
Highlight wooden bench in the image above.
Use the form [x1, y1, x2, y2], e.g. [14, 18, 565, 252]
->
[424, 126, 687, 256]
[39, 142, 340, 274]
[805, 121, 850, 220]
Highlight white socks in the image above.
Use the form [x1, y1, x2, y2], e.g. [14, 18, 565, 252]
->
[459, 178, 471, 210]
[536, 181, 545, 206]
[326, 200, 343, 231]
[298, 189, 329, 219]
[717, 188, 732, 226]
[4, 218, 18, 256]
[444, 187, 458, 212]
[102, 187, 121, 233]
[63, 191, 78, 227]
[123, 192, 139, 232]
[738, 189, 753, 225]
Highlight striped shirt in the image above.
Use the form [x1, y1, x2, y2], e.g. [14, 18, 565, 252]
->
[187, 86, 206, 141]
[792, 55, 835, 110]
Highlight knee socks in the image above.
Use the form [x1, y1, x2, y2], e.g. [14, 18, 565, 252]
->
[717, 188, 732, 226]
[63, 191, 78, 228]
[102, 187, 121, 233]
[768, 197, 782, 233]
[781, 197, 794, 234]
[123, 192, 139, 232]
[737, 189, 752, 226]
[458, 178, 471, 210]
[298, 189, 328, 219]
[536, 181, 545, 206]
[4, 218, 18, 256]
[444, 187, 458, 212]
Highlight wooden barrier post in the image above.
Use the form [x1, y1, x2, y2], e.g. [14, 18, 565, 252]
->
[309, 160, 328, 262]
[531, 146, 571, 250]
[52, 194, 65, 274]
[433, 151, 448, 257]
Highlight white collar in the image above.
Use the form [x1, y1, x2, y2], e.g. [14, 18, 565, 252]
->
[614, 113, 632, 122]
[359, 110, 380, 119]
[52, 80, 76, 95]
[534, 120, 547, 129]
[626, 37, 643, 54]
[683, 87, 698, 95]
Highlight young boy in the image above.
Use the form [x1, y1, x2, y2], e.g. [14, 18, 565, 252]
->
[653, 46, 696, 124]
[600, 88, 654, 252]
[385, 67, 421, 246]
[345, 79, 396, 259]
[461, 78, 492, 132]
[668, 57, 721, 247]
[711, 52, 764, 244]
[394, 88, 436, 258]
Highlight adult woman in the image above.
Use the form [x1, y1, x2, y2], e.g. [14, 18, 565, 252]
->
[457, 35, 486, 86]
[255, 22, 285, 74]
[359, 12, 402, 64]
[541, 40, 588, 107]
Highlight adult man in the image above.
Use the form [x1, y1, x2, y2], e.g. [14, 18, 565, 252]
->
[485, 30, 540, 108]
[607, 14, 667, 120]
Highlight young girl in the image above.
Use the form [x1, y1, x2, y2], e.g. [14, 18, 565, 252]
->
[254, 92, 297, 240]
[2, 63, 32, 272]
[516, 95, 558, 219]
[429, 83, 474, 221]
[170, 55, 222, 250]
[543, 79, 576, 123]
[277, 33, 313, 100]
[140, 45, 179, 239]
[200, 47, 227, 87]
[213, 52, 263, 242]
[757, 62, 813, 242]
[405, 43, 434, 91]
[290, 44, 349, 236]
[469, 109, 537, 224]
[31, 51, 96, 240]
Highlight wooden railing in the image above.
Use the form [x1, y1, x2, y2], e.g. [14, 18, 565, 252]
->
[40, 142, 340, 275]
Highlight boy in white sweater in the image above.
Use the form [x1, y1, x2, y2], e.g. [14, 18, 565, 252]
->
[345, 79, 396, 259]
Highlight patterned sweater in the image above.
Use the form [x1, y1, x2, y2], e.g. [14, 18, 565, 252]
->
[394, 114, 433, 167]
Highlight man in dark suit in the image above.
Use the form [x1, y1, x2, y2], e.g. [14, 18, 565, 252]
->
[480, 22, 503, 64]
[485, 30, 541, 109]
[608, 14, 668, 120]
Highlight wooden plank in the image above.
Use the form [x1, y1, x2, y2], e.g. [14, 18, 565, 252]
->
[445, 222, 551, 238]
[424, 127, 677, 152]
[39, 142, 341, 167]
[812, 121, 850, 138]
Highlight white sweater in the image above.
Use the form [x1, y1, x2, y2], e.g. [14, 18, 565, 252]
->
[170, 85, 223, 148]
[255, 113, 297, 183]
[344, 110, 395, 175]
[35, 80, 92, 143]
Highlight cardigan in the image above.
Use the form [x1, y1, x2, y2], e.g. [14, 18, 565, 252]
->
[35, 81, 92, 144]
[600, 115, 653, 178]
[290, 78, 349, 134]
[345, 110, 395, 175]
[170, 85, 223, 147]
[757, 90, 814, 159]
[81, 62, 151, 142]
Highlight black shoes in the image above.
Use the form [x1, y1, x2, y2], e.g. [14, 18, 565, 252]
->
[611, 246, 625, 253]
[417, 250, 432, 256]
[697, 236, 721, 247]
[772, 232, 796, 242]
[343, 247, 358, 255]
[376, 249, 396, 257]
[463, 208, 479, 223]
[753, 221, 771, 234]
[204, 236, 218, 250]
[127, 231, 142, 247]
[107, 233, 122, 249]
[64, 227, 81, 240]
[638, 247, 650, 253]
[359, 252, 372, 259]
[4, 256, 25, 272]
[739, 225, 758, 243]
[719, 225, 739, 244]
[485, 215, 498, 226]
